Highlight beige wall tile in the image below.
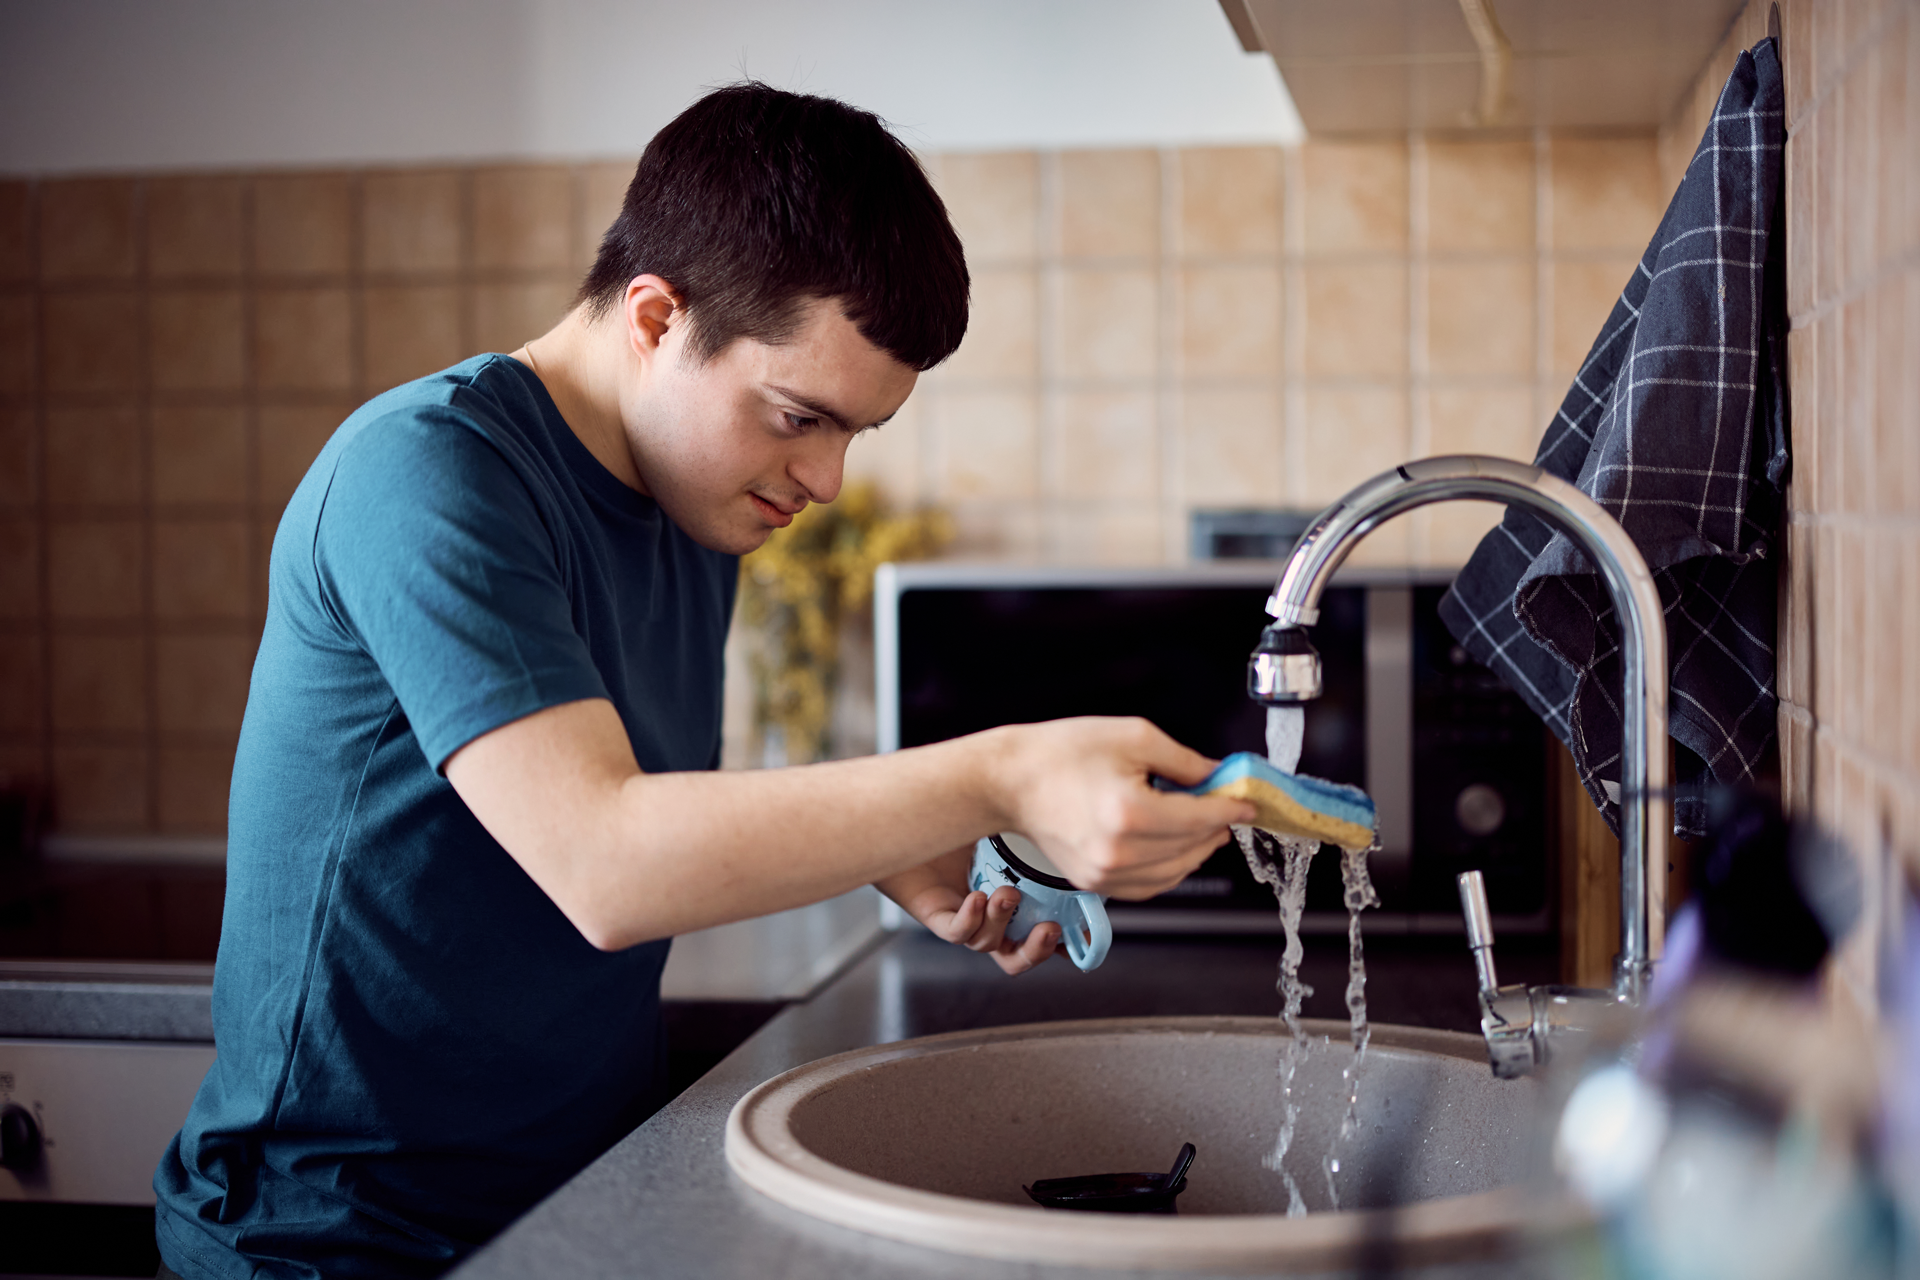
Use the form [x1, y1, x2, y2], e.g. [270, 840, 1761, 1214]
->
[841, 393, 922, 503]
[1300, 387, 1409, 505]
[254, 288, 352, 392]
[50, 634, 147, 734]
[1048, 505, 1165, 565]
[1872, 276, 1907, 514]
[1179, 265, 1281, 378]
[1813, 523, 1838, 721]
[1178, 147, 1282, 257]
[48, 519, 143, 620]
[251, 171, 353, 276]
[1786, 322, 1817, 514]
[1303, 141, 1408, 255]
[0, 634, 42, 734]
[1427, 384, 1539, 461]
[363, 285, 463, 392]
[0, 407, 36, 507]
[577, 162, 631, 272]
[259, 403, 347, 510]
[1786, 130, 1814, 316]
[253, 172, 353, 277]
[472, 166, 572, 272]
[1303, 262, 1407, 378]
[0, 292, 36, 398]
[46, 404, 142, 506]
[1869, 532, 1905, 761]
[40, 179, 138, 282]
[1180, 387, 1283, 506]
[1815, 311, 1841, 515]
[1427, 140, 1534, 253]
[147, 177, 244, 279]
[1549, 136, 1663, 253]
[1418, 504, 1504, 567]
[52, 744, 150, 832]
[152, 405, 247, 507]
[0, 507, 43, 627]
[1782, 521, 1814, 707]
[0, 516, 38, 619]
[1428, 260, 1534, 377]
[153, 519, 250, 621]
[939, 267, 1038, 381]
[1876, 15, 1910, 265]
[1845, 292, 1875, 514]
[157, 743, 236, 833]
[1059, 150, 1158, 258]
[155, 633, 253, 735]
[1839, 526, 1868, 740]
[945, 500, 1043, 560]
[1813, 97, 1838, 306]
[1058, 266, 1157, 381]
[935, 152, 1039, 263]
[471, 280, 572, 355]
[0, 182, 30, 282]
[1056, 389, 1156, 501]
[43, 292, 142, 394]
[934, 388, 1038, 500]
[150, 289, 245, 392]
[1549, 258, 1635, 376]
[362, 170, 463, 275]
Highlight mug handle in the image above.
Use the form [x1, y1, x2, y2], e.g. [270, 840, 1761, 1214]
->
[1062, 893, 1112, 972]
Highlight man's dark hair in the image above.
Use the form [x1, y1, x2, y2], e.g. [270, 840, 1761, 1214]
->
[577, 82, 969, 372]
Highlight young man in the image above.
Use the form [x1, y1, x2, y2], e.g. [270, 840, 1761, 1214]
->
[153, 84, 1250, 1278]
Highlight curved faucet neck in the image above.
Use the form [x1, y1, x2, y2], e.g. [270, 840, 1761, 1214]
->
[1269, 455, 1669, 1002]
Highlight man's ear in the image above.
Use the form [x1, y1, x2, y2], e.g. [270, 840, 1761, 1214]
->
[622, 275, 683, 365]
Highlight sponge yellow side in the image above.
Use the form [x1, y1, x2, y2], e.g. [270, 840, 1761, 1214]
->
[1211, 776, 1376, 852]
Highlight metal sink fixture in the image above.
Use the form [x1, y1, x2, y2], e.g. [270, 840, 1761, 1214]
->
[1247, 455, 1670, 1073]
[726, 1017, 1567, 1271]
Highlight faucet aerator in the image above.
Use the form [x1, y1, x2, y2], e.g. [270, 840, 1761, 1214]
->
[1246, 625, 1322, 703]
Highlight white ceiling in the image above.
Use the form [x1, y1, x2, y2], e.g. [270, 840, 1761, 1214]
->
[0, 0, 1305, 176]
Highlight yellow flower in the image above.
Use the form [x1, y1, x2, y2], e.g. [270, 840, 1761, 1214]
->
[739, 483, 950, 764]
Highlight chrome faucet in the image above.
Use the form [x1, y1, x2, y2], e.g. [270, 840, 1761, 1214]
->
[1247, 456, 1670, 1076]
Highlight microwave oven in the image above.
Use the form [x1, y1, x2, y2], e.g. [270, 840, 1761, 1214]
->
[874, 563, 1552, 935]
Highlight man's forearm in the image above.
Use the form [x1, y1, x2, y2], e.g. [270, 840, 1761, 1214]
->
[447, 697, 1249, 952]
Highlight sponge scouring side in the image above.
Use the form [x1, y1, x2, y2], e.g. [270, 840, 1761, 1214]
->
[1184, 752, 1376, 852]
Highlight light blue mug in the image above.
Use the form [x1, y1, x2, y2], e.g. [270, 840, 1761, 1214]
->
[969, 833, 1113, 972]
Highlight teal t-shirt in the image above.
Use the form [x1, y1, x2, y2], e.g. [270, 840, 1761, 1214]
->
[154, 355, 738, 1278]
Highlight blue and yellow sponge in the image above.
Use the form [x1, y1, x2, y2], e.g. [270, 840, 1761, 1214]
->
[1178, 752, 1376, 852]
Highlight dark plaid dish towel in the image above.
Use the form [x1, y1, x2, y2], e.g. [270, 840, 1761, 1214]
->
[1439, 37, 1789, 838]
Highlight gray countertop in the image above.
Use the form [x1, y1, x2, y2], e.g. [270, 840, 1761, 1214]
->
[453, 930, 1561, 1280]
[0, 893, 888, 1042]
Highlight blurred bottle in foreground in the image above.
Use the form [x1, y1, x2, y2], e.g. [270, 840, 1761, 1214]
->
[1547, 788, 1917, 1280]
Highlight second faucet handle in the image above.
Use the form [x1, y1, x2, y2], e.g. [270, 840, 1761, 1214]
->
[1457, 869, 1500, 993]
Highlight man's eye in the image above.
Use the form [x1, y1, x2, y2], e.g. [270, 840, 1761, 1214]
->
[783, 413, 818, 433]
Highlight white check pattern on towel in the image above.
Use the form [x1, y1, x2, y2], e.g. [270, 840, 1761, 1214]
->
[1439, 37, 1789, 838]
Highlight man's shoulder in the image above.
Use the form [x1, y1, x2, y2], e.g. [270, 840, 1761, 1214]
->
[320, 356, 552, 497]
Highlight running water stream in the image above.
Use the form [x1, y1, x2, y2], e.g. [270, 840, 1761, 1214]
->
[1233, 704, 1379, 1216]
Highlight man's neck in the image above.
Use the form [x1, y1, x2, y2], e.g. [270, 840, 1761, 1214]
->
[512, 310, 648, 493]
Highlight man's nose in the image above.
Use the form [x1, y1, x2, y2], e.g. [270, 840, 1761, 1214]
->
[791, 438, 847, 507]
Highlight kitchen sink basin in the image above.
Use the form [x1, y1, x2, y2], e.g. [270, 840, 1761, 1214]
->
[726, 1016, 1572, 1272]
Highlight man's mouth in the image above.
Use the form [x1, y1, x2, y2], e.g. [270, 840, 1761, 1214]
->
[749, 492, 801, 527]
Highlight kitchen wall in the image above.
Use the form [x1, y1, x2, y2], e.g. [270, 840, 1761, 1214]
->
[852, 136, 1665, 567]
[1660, 0, 1920, 1016]
[0, 163, 634, 838]
[0, 133, 1666, 839]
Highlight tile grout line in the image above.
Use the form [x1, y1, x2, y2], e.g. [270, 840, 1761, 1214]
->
[1158, 147, 1183, 564]
[1407, 131, 1431, 564]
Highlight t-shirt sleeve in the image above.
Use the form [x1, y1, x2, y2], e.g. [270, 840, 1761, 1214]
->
[311, 405, 609, 771]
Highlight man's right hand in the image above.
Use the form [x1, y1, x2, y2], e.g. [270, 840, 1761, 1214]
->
[983, 717, 1252, 900]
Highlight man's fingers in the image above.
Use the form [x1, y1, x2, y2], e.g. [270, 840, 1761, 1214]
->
[965, 888, 1019, 952]
[994, 921, 1060, 975]
[1127, 721, 1222, 788]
